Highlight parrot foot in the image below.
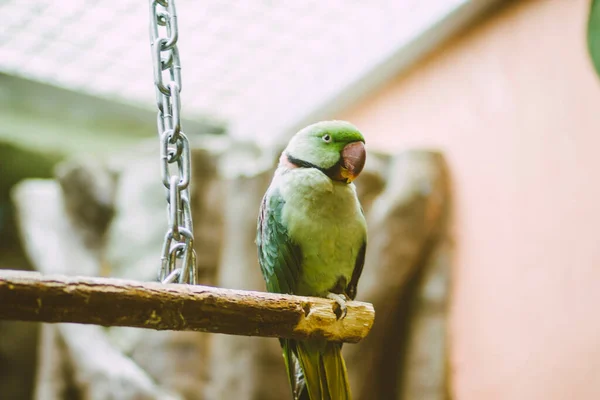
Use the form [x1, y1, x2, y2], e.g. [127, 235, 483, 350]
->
[327, 292, 348, 319]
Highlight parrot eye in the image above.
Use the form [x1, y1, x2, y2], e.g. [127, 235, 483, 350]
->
[322, 134, 332, 143]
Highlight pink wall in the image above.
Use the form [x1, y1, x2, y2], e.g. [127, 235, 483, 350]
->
[338, 0, 600, 398]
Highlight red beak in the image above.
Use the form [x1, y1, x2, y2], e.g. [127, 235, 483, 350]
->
[340, 141, 366, 183]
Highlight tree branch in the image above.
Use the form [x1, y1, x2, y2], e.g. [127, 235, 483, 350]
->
[0, 270, 374, 343]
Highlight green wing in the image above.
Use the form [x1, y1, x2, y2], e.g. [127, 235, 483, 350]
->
[346, 241, 366, 300]
[257, 186, 304, 397]
[256, 187, 302, 294]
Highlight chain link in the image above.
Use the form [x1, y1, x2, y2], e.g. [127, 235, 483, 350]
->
[149, 0, 197, 285]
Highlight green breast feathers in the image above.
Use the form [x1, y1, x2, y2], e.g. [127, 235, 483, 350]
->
[258, 167, 366, 297]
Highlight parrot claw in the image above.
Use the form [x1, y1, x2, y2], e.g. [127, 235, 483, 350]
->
[327, 292, 348, 320]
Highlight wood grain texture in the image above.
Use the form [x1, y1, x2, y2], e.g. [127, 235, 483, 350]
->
[0, 270, 374, 343]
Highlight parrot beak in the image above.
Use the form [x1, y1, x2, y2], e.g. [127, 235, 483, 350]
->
[340, 141, 366, 183]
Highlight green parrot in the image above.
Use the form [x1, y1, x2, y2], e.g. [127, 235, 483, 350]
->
[256, 120, 367, 400]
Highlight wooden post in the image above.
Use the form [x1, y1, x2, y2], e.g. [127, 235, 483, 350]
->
[0, 270, 374, 343]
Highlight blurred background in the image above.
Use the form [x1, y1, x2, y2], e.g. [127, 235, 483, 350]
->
[2, 0, 600, 399]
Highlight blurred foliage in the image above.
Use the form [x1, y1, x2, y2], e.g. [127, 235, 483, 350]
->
[588, 0, 600, 77]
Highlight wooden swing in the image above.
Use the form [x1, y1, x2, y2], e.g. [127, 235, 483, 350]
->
[0, 0, 374, 344]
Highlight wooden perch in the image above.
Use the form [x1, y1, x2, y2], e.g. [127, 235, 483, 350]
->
[0, 270, 374, 343]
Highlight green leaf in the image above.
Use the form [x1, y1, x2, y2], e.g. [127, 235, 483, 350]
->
[587, 0, 600, 77]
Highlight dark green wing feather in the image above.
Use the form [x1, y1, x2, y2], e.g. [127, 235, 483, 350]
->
[256, 187, 302, 295]
[346, 241, 366, 300]
[256, 186, 305, 397]
[346, 204, 367, 300]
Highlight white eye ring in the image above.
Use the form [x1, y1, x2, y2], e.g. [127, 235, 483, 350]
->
[322, 134, 332, 143]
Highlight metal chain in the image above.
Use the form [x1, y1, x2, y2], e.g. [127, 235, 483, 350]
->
[149, 0, 197, 285]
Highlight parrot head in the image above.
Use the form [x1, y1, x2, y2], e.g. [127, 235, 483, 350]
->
[282, 120, 366, 183]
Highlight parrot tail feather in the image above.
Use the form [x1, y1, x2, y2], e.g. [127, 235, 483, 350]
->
[293, 340, 351, 400]
[282, 339, 307, 399]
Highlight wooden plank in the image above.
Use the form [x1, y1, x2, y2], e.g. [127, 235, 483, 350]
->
[0, 270, 374, 343]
